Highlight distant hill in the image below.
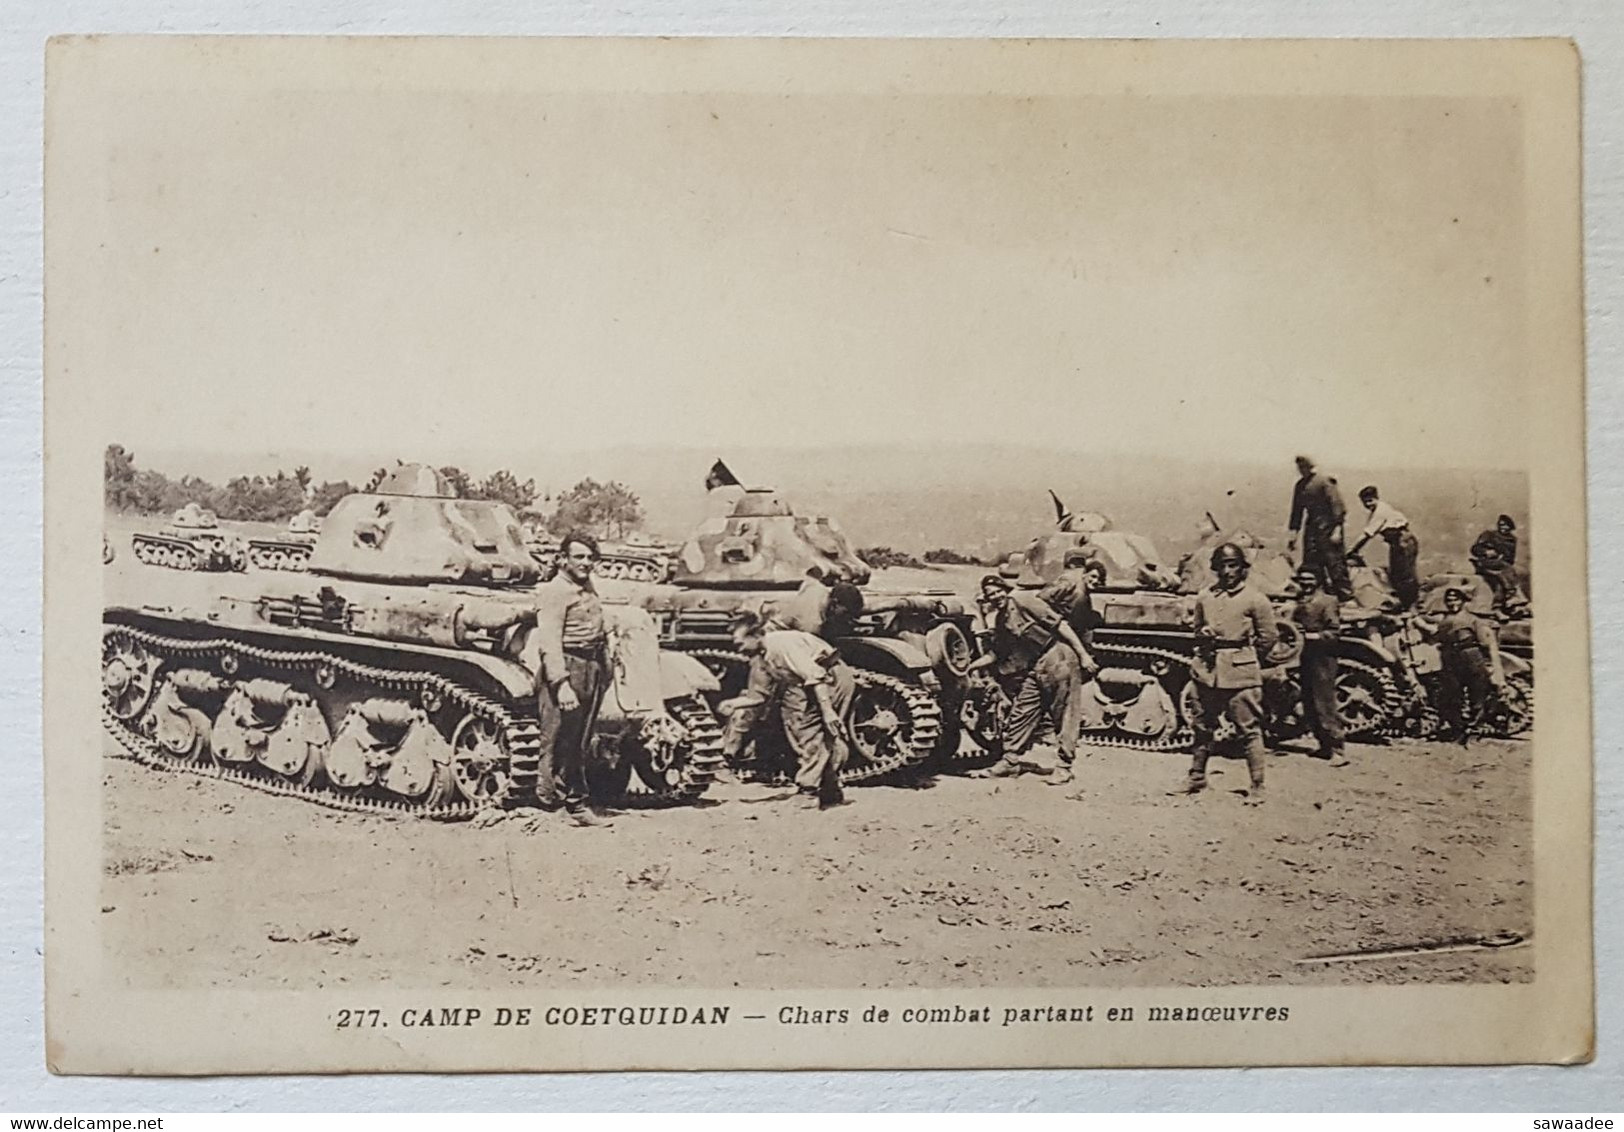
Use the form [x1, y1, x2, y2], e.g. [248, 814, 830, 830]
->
[131, 442, 1528, 576]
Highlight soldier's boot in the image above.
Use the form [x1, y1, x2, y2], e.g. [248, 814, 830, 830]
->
[567, 806, 609, 828]
[983, 758, 1023, 779]
[1183, 746, 1212, 795]
[1245, 782, 1267, 806]
[1046, 762, 1076, 786]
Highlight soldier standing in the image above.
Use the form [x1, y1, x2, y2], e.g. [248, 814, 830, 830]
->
[1349, 485, 1421, 610]
[533, 531, 611, 825]
[1424, 586, 1507, 744]
[1287, 455, 1353, 602]
[1289, 568, 1347, 764]
[722, 610, 852, 809]
[1034, 569, 1102, 786]
[971, 574, 1098, 781]
[1185, 543, 1279, 804]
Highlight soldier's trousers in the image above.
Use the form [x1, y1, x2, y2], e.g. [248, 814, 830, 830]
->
[1303, 524, 1353, 600]
[779, 663, 855, 800]
[1000, 643, 1083, 766]
[1474, 559, 1528, 613]
[1384, 530, 1420, 610]
[1438, 647, 1493, 736]
[535, 650, 607, 811]
[1300, 644, 1345, 756]
[720, 654, 778, 761]
[1189, 682, 1266, 788]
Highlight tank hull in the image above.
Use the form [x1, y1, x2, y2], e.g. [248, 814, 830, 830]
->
[102, 572, 725, 815]
[130, 531, 246, 573]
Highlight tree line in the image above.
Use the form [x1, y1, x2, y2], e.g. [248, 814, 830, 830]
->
[105, 445, 646, 538]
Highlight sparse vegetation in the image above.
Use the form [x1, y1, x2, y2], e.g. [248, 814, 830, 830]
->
[923, 547, 989, 566]
[857, 545, 926, 571]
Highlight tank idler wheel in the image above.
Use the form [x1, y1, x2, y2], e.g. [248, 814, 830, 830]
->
[102, 634, 157, 723]
[449, 714, 513, 808]
[1334, 662, 1391, 740]
[1486, 671, 1534, 738]
[844, 672, 939, 784]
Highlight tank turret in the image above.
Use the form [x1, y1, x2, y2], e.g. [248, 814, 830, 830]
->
[1015, 530, 1182, 593]
[169, 503, 221, 531]
[307, 464, 541, 587]
[672, 487, 871, 589]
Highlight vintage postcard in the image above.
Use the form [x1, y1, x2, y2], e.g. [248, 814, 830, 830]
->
[44, 37, 1590, 1073]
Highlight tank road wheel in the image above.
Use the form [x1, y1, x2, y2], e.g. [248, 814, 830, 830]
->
[1335, 660, 1394, 741]
[401, 760, 457, 808]
[449, 714, 514, 808]
[843, 671, 941, 784]
[102, 632, 157, 723]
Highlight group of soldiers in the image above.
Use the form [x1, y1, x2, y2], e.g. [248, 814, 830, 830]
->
[525, 457, 1529, 824]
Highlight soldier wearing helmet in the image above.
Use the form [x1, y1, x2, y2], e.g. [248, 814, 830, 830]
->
[1184, 542, 1279, 804]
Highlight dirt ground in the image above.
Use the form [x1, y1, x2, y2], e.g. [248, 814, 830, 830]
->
[100, 726, 1532, 991]
[99, 511, 1531, 990]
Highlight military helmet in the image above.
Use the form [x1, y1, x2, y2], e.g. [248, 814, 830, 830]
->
[1210, 542, 1249, 568]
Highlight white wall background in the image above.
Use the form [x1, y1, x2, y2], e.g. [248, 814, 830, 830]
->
[3, 0, 1618, 1112]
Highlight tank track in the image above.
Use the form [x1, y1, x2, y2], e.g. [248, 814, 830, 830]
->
[101, 624, 539, 819]
[613, 696, 727, 806]
[1086, 642, 1198, 753]
[1336, 657, 1407, 742]
[683, 647, 939, 784]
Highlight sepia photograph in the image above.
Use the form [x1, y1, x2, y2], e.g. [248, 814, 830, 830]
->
[43, 36, 1591, 1073]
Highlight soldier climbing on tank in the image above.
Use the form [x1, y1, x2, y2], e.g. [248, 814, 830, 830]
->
[1183, 543, 1278, 804]
[1348, 485, 1420, 611]
[1286, 455, 1353, 602]
[1471, 515, 1530, 618]
[1288, 567, 1348, 765]
[763, 571, 867, 638]
[1419, 586, 1507, 745]
[533, 531, 613, 826]
[969, 574, 1098, 782]
[720, 609, 851, 810]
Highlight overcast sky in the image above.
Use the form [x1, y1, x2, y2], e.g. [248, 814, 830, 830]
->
[79, 76, 1527, 472]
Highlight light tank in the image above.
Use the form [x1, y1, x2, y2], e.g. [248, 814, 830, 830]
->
[1004, 504, 1406, 750]
[102, 464, 725, 816]
[246, 509, 322, 572]
[595, 533, 678, 584]
[1319, 567, 1534, 742]
[639, 485, 989, 783]
[130, 503, 248, 573]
